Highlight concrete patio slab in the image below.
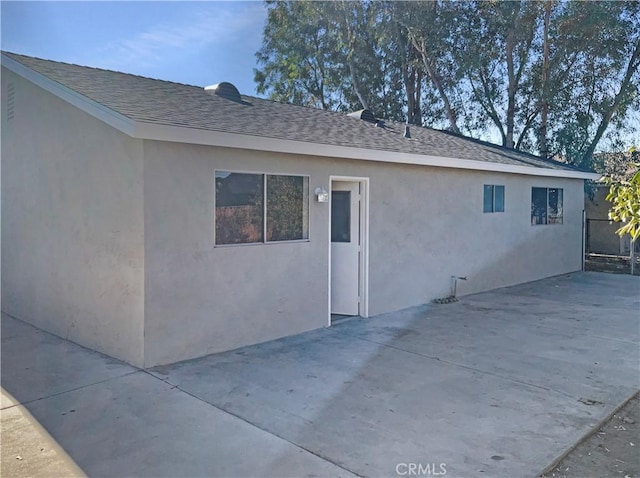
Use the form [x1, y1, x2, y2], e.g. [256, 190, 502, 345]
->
[1, 318, 136, 405]
[150, 328, 598, 477]
[1, 315, 356, 478]
[149, 272, 639, 477]
[1, 390, 85, 478]
[2, 272, 639, 478]
[14, 371, 357, 478]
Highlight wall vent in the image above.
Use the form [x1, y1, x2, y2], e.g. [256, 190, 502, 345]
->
[204, 82, 242, 103]
[347, 109, 377, 124]
[6, 82, 15, 121]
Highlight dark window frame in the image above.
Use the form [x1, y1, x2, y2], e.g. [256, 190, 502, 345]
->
[531, 187, 563, 225]
[331, 190, 351, 243]
[215, 170, 309, 246]
[483, 185, 505, 213]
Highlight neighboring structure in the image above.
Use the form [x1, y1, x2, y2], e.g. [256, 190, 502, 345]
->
[585, 152, 638, 256]
[584, 186, 634, 255]
[1, 52, 599, 367]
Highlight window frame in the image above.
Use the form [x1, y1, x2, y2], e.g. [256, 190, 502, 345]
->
[214, 169, 310, 247]
[531, 187, 564, 225]
[483, 184, 505, 213]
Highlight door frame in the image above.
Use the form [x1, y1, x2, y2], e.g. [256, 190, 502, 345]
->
[328, 175, 370, 325]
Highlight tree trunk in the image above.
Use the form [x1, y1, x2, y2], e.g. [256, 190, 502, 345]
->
[403, 66, 423, 126]
[348, 57, 370, 110]
[581, 40, 640, 167]
[538, 1, 551, 158]
[505, 30, 516, 149]
[414, 69, 423, 126]
[414, 38, 460, 133]
[398, 25, 422, 126]
[403, 66, 416, 125]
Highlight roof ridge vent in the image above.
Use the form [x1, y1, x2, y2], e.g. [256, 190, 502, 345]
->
[348, 109, 377, 124]
[204, 82, 242, 103]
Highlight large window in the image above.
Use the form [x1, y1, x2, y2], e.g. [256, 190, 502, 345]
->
[483, 185, 505, 213]
[215, 171, 309, 245]
[531, 187, 563, 225]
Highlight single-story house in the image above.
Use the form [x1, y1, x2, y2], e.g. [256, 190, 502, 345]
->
[1, 52, 599, 368]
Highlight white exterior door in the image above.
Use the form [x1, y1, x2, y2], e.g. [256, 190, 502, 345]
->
[331, 181, 360, 315]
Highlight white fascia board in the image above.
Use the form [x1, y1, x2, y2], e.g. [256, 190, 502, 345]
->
[1, 54, 136, 136]
[136, 122, 601, 180]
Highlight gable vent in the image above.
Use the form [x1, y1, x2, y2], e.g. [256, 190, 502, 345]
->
[6, 82, 15, 122]
[347, 109, 377, 124]
[204, 82, 242, 103]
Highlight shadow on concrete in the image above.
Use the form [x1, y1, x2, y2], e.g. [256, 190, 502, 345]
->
[2, 272, 639, 477]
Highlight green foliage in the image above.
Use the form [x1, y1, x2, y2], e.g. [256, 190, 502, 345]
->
[255, 0, 407, 119]
[254, 1, 341, 109]
[254, 0, 640, 169]
[604, 147, 640, 241]
[543, 1, 640, 168]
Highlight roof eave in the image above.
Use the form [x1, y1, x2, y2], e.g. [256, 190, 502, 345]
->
[3, 52, 599, 181]
[135, 121, 601, 180]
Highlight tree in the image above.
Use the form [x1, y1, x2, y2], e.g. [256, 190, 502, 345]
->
[455, 1, 541, 148]
[543, 1, 640, 168]
[325, 0, 409, 120]
[378, 1, 425, 125]
[605, 147, 640, 240]
[397, 0, 464, 132]
[255, 0, 408, 119]
[254, 0, 343, 109]
[536, 0, 553, 158]
[254, 0, 640, 167]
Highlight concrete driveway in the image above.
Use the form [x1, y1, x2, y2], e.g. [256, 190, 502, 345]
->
[2, 272, 639, 477]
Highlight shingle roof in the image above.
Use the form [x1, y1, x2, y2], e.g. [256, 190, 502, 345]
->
[3, 51, 586, 173]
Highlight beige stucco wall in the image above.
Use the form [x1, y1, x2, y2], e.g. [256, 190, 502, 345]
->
[1, 68, 585, 368]
[1, 69, 145, 366]
[143, 141, 584, 366]
[142, 142, 329, 366]
[371, 166, 583, 311]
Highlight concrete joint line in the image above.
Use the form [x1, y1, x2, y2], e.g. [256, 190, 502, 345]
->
[537, 389, 640, 477]
[334, 329, 578, 400]
[1, 370, 141, 410]
[453, 306, 638, 346]
[140, 370, 365, 478]
[528, 322, 638, 345]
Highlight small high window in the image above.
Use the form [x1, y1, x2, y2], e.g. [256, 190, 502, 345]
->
[531, 187, 563, 225]
[483, 185, 505, 213]
[215, 171, 309, 245]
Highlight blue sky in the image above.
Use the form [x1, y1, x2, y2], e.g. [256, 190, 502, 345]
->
[1, 1, 268, 95]
[2, 1, 636, 151]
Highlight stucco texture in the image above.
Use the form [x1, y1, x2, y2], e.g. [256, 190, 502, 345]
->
[142, 141, 584, 366]
[1, 69, 145, 366]
[2, 69, 585, 368]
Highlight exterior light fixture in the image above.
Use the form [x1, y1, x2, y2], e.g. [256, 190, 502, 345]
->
[315, 187, 329, 203]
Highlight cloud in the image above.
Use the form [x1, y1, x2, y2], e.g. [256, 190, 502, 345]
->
[99, 2, 266, 70]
